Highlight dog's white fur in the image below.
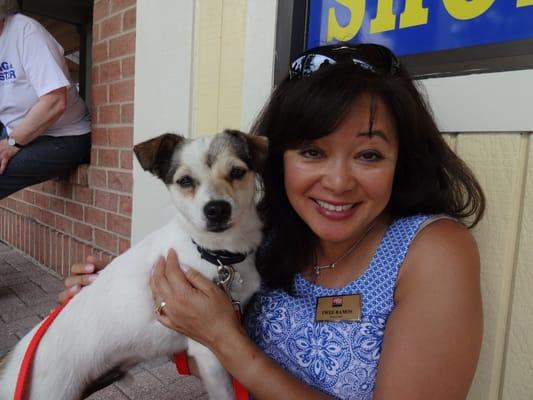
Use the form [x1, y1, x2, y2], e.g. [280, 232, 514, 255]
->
[0, 130, 266, 400]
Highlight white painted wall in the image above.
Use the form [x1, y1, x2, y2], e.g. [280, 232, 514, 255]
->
[419, 70, 533, 132]
[132, 0, 195, 244]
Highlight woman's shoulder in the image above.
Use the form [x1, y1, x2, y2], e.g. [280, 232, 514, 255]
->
[395, 216, 480, 301]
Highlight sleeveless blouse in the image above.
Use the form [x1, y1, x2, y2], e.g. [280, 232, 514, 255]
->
[245, 214, 436, 399]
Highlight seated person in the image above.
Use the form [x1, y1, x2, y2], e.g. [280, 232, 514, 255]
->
[0, 1, 91, 199]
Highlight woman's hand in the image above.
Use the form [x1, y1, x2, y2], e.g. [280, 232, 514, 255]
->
[150, 249, 242, 349]
[58, 256, 109, 303]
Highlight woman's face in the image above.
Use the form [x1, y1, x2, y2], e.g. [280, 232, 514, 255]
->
[283, 94, 399, 248]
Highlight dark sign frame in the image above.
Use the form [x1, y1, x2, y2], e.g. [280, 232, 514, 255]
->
[275, 0, 533, 82]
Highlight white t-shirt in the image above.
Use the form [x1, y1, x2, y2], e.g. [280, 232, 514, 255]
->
[0, 14, 91, 137]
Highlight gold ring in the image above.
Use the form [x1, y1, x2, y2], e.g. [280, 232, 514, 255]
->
[154, 301, 166, 315]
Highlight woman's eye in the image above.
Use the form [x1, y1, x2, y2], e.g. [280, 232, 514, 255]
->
[299, 148, 323, 159]
[229, 167, 247, 180]
[177, 175, 194, 188]
[359, 151, 383, 162]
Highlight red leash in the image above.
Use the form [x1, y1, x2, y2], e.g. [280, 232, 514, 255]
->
[174, 308, 251, 400]
[14, 299, 70, 400]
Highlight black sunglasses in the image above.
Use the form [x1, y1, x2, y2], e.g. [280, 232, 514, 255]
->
[289, 43, 400, 80]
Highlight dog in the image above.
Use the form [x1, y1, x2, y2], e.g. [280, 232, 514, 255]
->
[0, 130, 267, 400]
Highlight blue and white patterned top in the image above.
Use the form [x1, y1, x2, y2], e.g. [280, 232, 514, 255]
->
[245, 215, 434, 399]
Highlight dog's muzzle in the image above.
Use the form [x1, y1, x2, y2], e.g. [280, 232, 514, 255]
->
[204, 200, 232, 232]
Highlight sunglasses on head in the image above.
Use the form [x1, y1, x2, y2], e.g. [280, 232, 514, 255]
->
[289, 43, 400, 80]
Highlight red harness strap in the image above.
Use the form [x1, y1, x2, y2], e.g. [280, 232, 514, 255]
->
[174, 308, 250, 400]
[14, 299, 71, 400]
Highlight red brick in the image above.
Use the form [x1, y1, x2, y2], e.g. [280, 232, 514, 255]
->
[50, 197, 66, 213]
[75, 165, 89, 186]
[74, 186, 94, 205]
[95, 229, 118, 253]
[89, 167, 107, 188]
[108, 171, 133, 193]
[119, 238, 131, 253]
[91, 128, 109, 146]
[111, 0, 135, 13]
[56, 183, 73, 199]
[92, 65, 100, 85]
[100, 60, 121, 83]
[108, 127, 133, 147]
[66, 201, 84, 220]
[94, 0, 110, 22]
[56, 215, 74, 234]
[22, 190, 35, 204]
[74, 222, 94, 242]
[93, 85, 108, 107]
[121, 103, 133, 124]
[100, 14, 122, 39]
[121, 56, 135, 78]
[109, 32, 136, 58]
[34, 192, 49, 208]
[28, 204, 41, 220]
[123, 8, 136, 31]
[119, 195, 132, 215]
[42, 180, 57, 194]
[94, 190, 118, 212]
[99, 104, 121, 124]
[110, 80, 134, 102]
[107, 212, 131, 236]
[97, 148, 120, 168]
[93, 41, 108, 64]
[92, 22, 101, 43]
[40, 210, 56, 227]
[120, 150, 133, 170]
[85, 206, 106, 228]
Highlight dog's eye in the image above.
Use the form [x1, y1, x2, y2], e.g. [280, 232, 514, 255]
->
[229, 167, 247, 180]
[176, 175, 194, 188]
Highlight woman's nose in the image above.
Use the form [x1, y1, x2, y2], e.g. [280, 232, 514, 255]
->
[321, 159, 356, 194]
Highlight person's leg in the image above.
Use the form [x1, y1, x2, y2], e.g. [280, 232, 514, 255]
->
[0, 133, 91, 199]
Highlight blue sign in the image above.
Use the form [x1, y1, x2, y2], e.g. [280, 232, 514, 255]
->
[307, 0, 533, 56]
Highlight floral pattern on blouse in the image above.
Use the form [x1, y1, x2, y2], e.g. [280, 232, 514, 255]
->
[245, 215, 432, 400]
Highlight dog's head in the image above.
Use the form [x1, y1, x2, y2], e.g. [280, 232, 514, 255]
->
[134, 130, 268, 233]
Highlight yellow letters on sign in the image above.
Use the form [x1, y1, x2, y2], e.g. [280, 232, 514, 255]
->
[400, 0, 429, 28]
[517, 0, 533, 6]
[443, 0, 496, 20]
[370, 0, 395, 33]
[327, 0, 365, 42]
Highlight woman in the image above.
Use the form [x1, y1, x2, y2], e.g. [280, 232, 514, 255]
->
[62, 44, 484, 399]
[0, 0, 91, 198]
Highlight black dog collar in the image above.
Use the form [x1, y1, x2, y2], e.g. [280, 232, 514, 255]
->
[192, 240, 248, 266]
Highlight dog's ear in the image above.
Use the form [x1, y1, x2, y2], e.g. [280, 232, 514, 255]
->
[223, 130, 269, 172]
[133, 133, 185, 180]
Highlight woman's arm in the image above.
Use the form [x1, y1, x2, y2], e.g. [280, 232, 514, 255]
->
[9, 86, 67, 145]
[58, 256, 109, 303]
[373, 219, 483, 400]
[151, 250, 332, 400]
[0, 87, 67, 174]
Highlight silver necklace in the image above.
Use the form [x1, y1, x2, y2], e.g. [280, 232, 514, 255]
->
[313, 222, 377, 276]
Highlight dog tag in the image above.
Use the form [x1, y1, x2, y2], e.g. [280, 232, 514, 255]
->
[315, 294, 362, 322]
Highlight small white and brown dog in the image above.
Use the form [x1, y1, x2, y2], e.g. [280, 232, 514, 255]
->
[0, 130, 267, 400]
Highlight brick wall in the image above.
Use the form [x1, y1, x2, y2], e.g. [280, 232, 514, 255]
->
[0, 0, 136, 276]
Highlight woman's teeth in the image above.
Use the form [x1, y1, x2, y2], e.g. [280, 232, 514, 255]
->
[315, 200, 354, 212]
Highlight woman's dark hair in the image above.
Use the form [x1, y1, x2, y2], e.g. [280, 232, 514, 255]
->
[252, 59, 485, 292]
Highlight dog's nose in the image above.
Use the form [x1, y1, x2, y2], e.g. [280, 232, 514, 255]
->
[204, 200, 231, 223]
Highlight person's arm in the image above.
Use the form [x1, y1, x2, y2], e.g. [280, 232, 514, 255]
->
[0, 87, 67, 173]
[151, 250, 332, 400]
[373, 219, 483, 399]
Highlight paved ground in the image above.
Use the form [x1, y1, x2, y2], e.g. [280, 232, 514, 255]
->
[0, 241, 207, 399]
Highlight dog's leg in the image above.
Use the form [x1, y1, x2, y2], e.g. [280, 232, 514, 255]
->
[188, 341, 234, 400]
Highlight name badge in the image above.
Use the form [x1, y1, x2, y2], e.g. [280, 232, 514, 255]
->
[315, 294, 362, 322]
